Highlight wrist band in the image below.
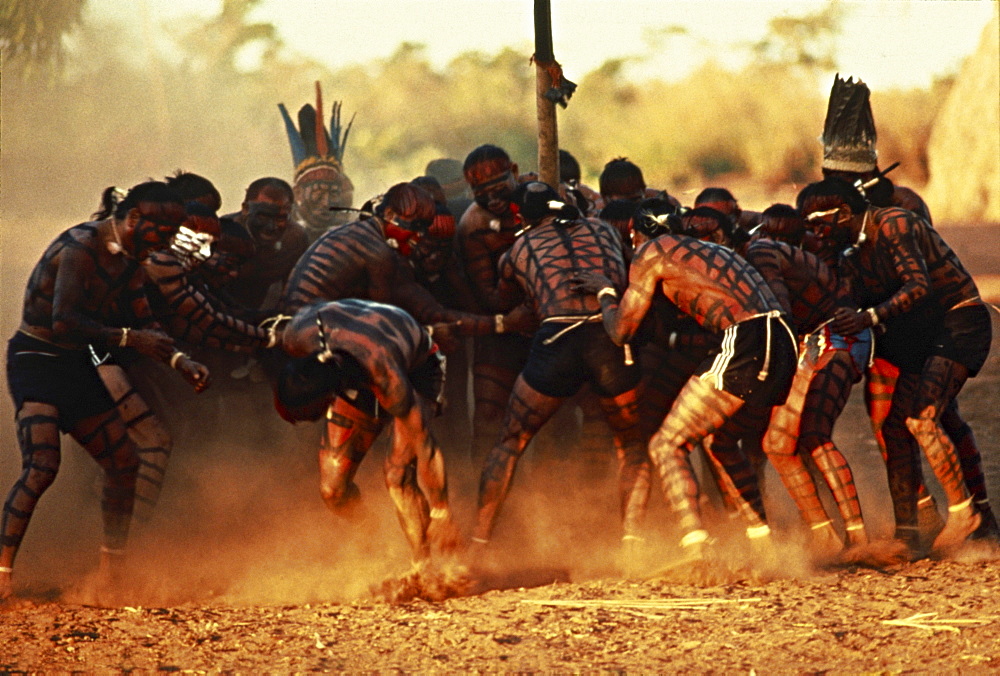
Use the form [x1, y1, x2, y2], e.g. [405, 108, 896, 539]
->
[494, 313, 505, 334]
[100, 546, 126, 556]
[169, 351, 187, 369]
[425, 325, 434, 339]
[429, 506, 449, 520]
[668, 331, 677, 350]
[746, 524, 772, 540]
[866, 307, 879, 326]
[0, 566, 12, 574]
[471, 537, 489, 545]
[119, 327, 129, 348]
[597, 287, 618, 302]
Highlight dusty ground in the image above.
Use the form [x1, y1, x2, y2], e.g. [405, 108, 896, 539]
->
[1, 224, 999, 673]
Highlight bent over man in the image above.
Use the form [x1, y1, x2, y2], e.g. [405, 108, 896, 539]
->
[275, 299, 460, 561]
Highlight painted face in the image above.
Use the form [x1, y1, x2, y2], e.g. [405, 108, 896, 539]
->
[470, 170, 517, 216]
[383, 217, 428, 258]
[294, 165, 354, 231]
[804, 204, 852, 252]
[409, 235, 451, 276]
[244, 190, 292, 247]
[131, 201, 187, 260]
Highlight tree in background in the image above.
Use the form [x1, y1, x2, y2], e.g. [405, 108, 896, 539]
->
[0, 0, 85, 79]
[0, 1, 966, 224]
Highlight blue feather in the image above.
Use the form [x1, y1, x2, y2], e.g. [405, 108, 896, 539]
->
[278, 103, 307, 167]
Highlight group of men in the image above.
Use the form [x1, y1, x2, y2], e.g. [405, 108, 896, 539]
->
[2, 75, 996, 602]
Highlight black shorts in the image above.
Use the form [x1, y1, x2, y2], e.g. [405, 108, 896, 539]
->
[876, 302, 992, 376]
[6, 331, 117, 432]
[697, 314, 797, 407]
[473, 332, 532, 374]
[521, 321, 640, 399]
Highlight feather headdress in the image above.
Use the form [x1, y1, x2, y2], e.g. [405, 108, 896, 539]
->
[278, 81, 355, 181]
[821, 74, 878, 172]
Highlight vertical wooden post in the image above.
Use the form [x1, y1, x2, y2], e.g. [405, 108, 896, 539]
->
[534, 0, 560, 188]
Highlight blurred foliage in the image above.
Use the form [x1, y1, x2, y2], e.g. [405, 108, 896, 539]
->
[751, 0, 844, 71]
[0, 0, 85, 79]
[0, 0, 952, 223]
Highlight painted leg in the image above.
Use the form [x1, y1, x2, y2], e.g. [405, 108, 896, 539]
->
[405, 402, 463, 554]
[70, 408, 141, 595]
[710, 406, 770, 530]
[0, 404, 62, 601]
[941, 400, 1000, 541]
[318, 399, 383, 518]
[800, 351, 867, 545]
[650, 376, 744, 553]
[764, 360, 831, 529]
[469, 361, 520, 467]
[903, 358, 980, 553]
[882, 376, 923, 550]
[472, 376, 563, 544]
[99, 364, 172, 523]
[598, 386, 648, 541]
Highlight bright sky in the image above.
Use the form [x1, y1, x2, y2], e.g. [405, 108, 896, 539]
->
[100, 0, 996, 90]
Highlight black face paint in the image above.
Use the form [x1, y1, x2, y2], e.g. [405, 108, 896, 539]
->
[472, 172, 515, 216]
[246, 201, 290, 244]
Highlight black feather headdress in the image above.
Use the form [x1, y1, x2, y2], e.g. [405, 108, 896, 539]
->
[821, 74, 878, 172]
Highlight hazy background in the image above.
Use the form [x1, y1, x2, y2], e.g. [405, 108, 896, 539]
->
[1, 0, 998, 601]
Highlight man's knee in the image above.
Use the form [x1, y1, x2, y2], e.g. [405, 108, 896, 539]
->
[320, 480, 361, 512]
[905, 409, 939, 440]
[473, 401, 506, 427]
[21, 451, 61, 495]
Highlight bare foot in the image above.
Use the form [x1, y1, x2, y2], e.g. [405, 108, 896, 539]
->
[932, 502, 982, 555]
[427, 515, 465, 555]
[810, 522, 844, 564]
[838, 539, 910, 568]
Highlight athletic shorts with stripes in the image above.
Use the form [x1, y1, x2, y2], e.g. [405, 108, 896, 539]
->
[696, 312, 797, 407]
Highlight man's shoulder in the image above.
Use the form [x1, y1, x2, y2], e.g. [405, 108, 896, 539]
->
[53, 222, 102, 255]
[892, 186, 931, 223]
[457, 204, 498, 234]
[282, 222, 310, 250]
[873, 206, 922, 237]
